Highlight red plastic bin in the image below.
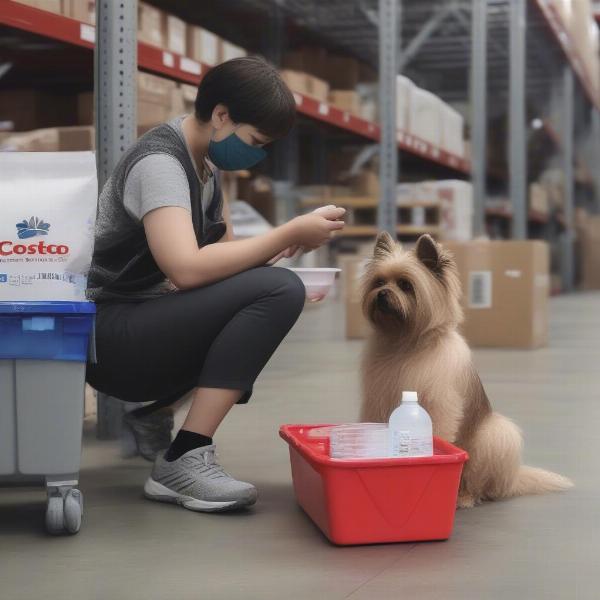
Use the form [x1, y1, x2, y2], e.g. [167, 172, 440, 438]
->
[279, 424, 468, 546]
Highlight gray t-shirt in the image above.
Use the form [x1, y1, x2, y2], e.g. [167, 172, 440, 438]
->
[123, 116, 214, 229]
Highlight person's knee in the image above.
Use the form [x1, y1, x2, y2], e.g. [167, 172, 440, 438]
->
[256, 266, 305, 318]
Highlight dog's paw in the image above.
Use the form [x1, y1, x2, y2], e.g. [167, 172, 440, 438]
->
[457, 494, 475, 509]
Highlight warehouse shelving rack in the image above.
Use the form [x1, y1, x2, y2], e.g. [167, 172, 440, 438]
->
[2, 0, 600, 434]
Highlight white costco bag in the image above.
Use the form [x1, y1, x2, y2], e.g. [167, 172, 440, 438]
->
[0, 152, 97, 302]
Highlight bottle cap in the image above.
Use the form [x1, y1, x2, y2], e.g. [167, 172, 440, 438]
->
[402, 391, 418, 403]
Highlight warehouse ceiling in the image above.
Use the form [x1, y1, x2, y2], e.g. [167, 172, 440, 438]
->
[148, 0, 569, 110]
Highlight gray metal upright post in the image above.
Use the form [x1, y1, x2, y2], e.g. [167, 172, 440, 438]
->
[560, 66, 575, 291]
[470, 0, 487, 237]
[508, 0, 527, 239]
[377, 0, 398, 236]
[94, 0, 138, 439]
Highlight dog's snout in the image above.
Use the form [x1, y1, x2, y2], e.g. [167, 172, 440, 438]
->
[377, 289, 388, 300]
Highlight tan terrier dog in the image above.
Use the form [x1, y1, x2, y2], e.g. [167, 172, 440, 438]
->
[360, 232, 572, 507]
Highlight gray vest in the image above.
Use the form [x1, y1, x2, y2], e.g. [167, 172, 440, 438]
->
[87, 123, 225, 303]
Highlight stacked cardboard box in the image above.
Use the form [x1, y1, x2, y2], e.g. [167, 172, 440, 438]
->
[166, 14, 186, 55]
[187, 26, 219, 66]
[0, 90, 76, 131]
[219, 40, 247, 63]
[443, 240, 550, 349]
[62, 0, 95, 24]
[1, 126, 95, 151]
[328, 91, 361, 115]
[440, 103, 465, 157]
[12, 0, 62, 14]
[340, 255, 372, 340]
[137, 72, 177, 127]
[138, 2, 165, 48]
[279, 70, 329, 102]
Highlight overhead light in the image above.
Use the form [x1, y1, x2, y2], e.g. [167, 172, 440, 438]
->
[531, 118, 543, 130]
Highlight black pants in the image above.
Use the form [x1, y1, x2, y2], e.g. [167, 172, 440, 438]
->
[86, 266, 305, 407]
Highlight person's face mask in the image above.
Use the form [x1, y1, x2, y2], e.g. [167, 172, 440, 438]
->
[208, 127, 267, 171]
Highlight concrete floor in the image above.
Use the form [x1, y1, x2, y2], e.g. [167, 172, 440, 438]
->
[1, 291, 599, 600]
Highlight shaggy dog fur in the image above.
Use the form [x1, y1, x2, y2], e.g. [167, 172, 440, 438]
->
[360, 232, 573, 507]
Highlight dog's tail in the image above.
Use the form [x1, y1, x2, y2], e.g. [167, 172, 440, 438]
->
[511, 465, 573, 496]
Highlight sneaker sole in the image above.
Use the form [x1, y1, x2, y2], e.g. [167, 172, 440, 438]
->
[143, 478, 256, 512]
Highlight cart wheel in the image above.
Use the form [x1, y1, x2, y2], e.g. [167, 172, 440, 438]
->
[63, 489, 83, 534]
[45, 493, 65, 535]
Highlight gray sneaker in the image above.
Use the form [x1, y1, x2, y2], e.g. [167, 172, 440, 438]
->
[144, 445, 258, 512]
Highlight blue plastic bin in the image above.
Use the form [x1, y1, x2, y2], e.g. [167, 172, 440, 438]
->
[0, 301, 95, 362]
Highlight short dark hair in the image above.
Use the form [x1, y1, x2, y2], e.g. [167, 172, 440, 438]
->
[194, 56, 296, 140]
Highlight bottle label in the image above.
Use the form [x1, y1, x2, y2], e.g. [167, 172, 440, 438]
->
[390, 430, 432, 457]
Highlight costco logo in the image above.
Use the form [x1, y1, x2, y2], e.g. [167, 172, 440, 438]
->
[0, 217, 69, 256]
[16, 216, 50, 239]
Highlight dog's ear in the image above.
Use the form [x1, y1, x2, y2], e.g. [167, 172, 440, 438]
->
[415, 234, 449, 275]
[373, 231, 397, 260]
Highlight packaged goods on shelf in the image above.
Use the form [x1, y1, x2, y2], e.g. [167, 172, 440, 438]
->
[440, 103, 465, 158]
[219, 40, 247, 63]
[279, 70, 308, 95]
[180, 84, 197, 113]
[356, 83, 378, 122]
[187, 26, 219, 66]
[354, 169, 379, 197]
[328, 91, 361, 116]
[62, 0, 95, 24]
[0, 90, 76, 131]
[408, 86, 443, 146]
[529, 183, 550, 215]
[283, 47, 329, 80]
[12, 0, 61, 14]
[77, 92, 93, 125]
[304, 75, 329, 102]
[434, 180, 473, 242]
[396, 75, 413, 132]
[138, 2, 165, 48]
[166, 14, 186, 55]
[577, 215, 600, 289]
[1, 126, 95, 151]
[137, 72, 177, 127]
[443, 240, 550, 349]
[322, 55, 360, 90]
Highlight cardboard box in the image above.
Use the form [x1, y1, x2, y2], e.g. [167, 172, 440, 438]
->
[63, 0, 95, 24]
[77, 91, 94, 125]
[355, 169, 379, 197]
[322, 55, 360, 90]
[186, 25, 219, 65]
[137, 72, 176, 126]
[219, 40, 246, 63]
[166, 14, 186, 55]
[529, 182, 549, 215]
[304, 75, 329, 102]
[340, 255, 372, 340]
[2, 126, 95, 151]
[328, 90, 361, 115]
[443, 240, 550, 349]
[283, 47, 329, 80]
[408, 86, 443, 146]
[279, 70, 308, 94]
[440, 103, 464, 158]
[396, 75, 413, 132]
[13, 0, 61, 14]
[0, 90, 76, 131]
[577, 215, 600, 289]
[138, 2, 165, 48]
[181, 83, 197, 112]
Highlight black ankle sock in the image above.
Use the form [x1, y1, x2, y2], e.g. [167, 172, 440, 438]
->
[164, 430, 213, 462]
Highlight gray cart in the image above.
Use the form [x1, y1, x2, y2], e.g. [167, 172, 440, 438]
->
[0, 301, 95, 534]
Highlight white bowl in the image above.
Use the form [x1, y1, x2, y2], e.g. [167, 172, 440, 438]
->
[288, 267, 341, 302]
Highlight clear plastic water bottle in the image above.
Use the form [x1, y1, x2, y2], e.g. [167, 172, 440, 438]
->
[388, 391, 433, 457]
